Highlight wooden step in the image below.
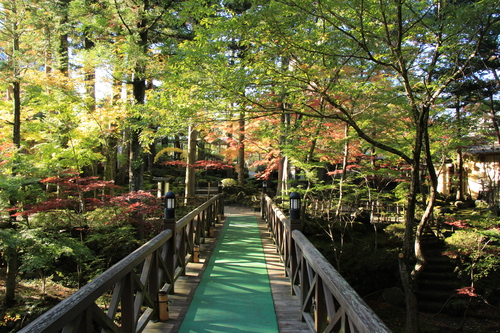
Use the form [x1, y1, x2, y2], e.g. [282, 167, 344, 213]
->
[418, 277, 462, 290]
[416, 232, 467, 315]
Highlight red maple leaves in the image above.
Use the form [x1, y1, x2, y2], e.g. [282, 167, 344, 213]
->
[12, 175, 161, 219]
[163, 159, 234, 170]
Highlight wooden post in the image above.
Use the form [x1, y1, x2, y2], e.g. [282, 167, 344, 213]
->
[193, 245, 200, 263]
[289, 192, 302, 294]
[178, 222, 186, 276]
[158, 291, 170, 321]
[221, 194, 225, 217]
[289, 216, 301, 293]
[164, 218, 176, 293]
[207, 205, 214, 237]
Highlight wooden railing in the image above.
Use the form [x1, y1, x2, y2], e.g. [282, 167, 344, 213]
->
[19, 194, 224, 333]
[306, 199, 405, 224]
[261, 194, 391, 333]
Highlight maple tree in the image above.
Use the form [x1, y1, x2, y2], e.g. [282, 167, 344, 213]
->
[188, 1, 498, 330]
[0, 0, 499, 330]
[17, 174, 164, 235]
[0, 173, 168, 304]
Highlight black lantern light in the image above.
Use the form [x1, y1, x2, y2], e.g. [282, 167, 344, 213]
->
[262, 180, 267, 192]
[289, 192, 301, 220]
[218, 181, 223, 194]
[164, 191, 176, 219]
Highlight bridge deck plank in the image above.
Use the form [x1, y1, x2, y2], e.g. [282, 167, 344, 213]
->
[143, 206, 309, 333]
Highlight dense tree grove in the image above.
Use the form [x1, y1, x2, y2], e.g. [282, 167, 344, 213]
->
[0, 0, 499, 331]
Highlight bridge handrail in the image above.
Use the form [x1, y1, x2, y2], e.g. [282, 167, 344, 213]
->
[261, 194, 391, 333]
[19, 194, 224, 333]
[305, 199, 406, 223]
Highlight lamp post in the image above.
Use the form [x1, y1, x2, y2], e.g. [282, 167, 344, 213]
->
[162, 191, 176, 294]
[290, 192, 300, 220]
[260, 181, 268, 219]
[164, 191, 176, 220]
[289, 192, 301, 220]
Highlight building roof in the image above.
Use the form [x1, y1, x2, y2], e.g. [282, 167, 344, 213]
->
[468, 145, 500, 155]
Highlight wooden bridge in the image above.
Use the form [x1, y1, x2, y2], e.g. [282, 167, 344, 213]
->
[18, 193, 391, 333]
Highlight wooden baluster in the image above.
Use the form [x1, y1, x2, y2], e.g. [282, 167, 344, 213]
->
[289, 217, 301, 287]
[121, 273, 135, 332]
[178, 223, 186, 276]
[299, 254, 310, 316]
[149, 251, 160, 319]
[314, 276, 328, 333]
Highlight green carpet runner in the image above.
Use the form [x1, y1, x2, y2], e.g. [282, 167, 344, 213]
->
[178, 215, 279, 333]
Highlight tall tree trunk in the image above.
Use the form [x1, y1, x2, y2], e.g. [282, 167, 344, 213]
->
[129, 63, 146, 192]
[129, 127, 144, 192]
[59, 33, 69, 75]
[487, 70, 500, 144]
[58, 0, 71, 75]
[456, 147, 464, 201]
[13, 81, 21, 149]
[415, 127, 439, 272]
[128, 26, 148, 192]
[185, 125, 197, 201]
[276, 155, 284, 198]
[148, 141, 156, 173]
[117, 130, 129, 185]
[237, 111, 245, 186]
[197, 139, 205, 161]
[129, 72, 145, 192]
[302, 124, 321, 215]
[104, 133, 117, 183]
[174, 135, 182, 160]
[5, 12, 21, 306]
[276, 55, 291, 199]
[84, 35, 96, 111]
[4, 249, 17, 307]
[455, 100, 465, 201]
[400, 165, 421, 333]
[335, 124, 349, 220]
[281, 156, 290, 196]
[12, 15, 21, 150]
[277, 109, 291, 198]
[332, 124, 349, 269]
[400, 106, 430, 333]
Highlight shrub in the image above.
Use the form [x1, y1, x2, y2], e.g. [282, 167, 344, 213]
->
[84, 224, 140, 273]
[221, 178, 237, 188]
[445, 229, 500, 284]
[18, 227, 93, 295]
[385, 223, 405, 242]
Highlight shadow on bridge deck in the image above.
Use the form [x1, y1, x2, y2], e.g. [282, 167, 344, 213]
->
[144, 206, 309, 333]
